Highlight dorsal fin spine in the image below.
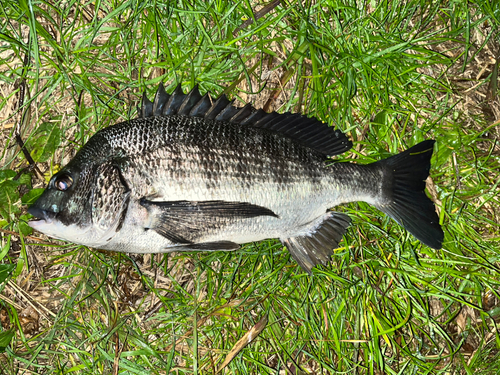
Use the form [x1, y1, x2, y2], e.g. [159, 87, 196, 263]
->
[140, 92, 153, 118]
[240, 109, 267, 125]
[205, 94, 230, 120]
[189, 93, 212, 117]
[162, 84, 186, 115]
[215, 101, 240, 121]
[230, 103, 253, 123]
[153, 83, 170, 116]
[178, 85, 202, 115]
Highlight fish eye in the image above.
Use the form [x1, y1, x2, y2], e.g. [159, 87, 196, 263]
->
[54, 174, 73, 191]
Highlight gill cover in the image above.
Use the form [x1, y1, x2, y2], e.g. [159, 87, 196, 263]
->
[90, 161, 130, 240]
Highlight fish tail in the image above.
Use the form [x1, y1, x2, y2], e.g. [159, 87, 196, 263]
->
[374, 140, 444, 248]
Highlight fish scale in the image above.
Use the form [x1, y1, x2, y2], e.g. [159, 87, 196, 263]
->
[28, 83, 444, 273]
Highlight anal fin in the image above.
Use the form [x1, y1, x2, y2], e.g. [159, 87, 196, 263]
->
[282, 212, 351, 274]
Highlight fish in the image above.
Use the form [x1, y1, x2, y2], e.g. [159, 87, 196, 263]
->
[27, 83, 444, 273]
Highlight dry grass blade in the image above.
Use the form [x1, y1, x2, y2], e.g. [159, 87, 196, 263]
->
[13, 45, 42, 179]
[0, 228, 57, 245]
[222, 61, 261, 96]
[6, 281, 55, 319]
[216, 314, 268, 373]
[233, 0, 282, 35]
[112, 332, 125, 375]
[263, 67, 295, 112]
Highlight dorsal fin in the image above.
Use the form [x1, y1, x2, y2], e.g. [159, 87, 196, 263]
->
[137, 83, 352, 156]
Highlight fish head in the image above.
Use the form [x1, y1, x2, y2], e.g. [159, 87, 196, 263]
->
[28, 160, 130, 247]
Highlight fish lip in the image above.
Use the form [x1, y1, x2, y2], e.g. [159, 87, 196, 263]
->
[28, 219, 48, 230]
[27, 206, 56, 225]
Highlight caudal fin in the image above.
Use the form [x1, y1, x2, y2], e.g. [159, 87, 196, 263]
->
[375, 140, 444, 249]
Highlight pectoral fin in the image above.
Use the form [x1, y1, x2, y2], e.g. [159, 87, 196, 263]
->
[140, 198, 278, 244]
[282, 212, 351, 274]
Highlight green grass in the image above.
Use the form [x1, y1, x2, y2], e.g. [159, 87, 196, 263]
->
[1, 0, 499, 374]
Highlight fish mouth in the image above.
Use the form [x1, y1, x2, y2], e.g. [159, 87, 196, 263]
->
[27, 206, 57, 227]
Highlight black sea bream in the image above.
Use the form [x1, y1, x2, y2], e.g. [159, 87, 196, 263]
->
[28, 83, 444, 272]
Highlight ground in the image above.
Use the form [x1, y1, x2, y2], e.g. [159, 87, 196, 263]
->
[0, 1, 499, 374]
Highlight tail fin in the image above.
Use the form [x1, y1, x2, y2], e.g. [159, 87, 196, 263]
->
[375, 140, 443, 249]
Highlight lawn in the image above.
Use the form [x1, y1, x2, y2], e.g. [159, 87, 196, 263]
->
[0, 0, 499, 374]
